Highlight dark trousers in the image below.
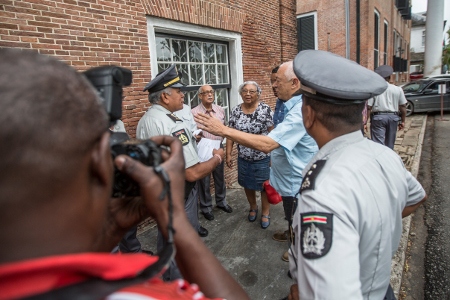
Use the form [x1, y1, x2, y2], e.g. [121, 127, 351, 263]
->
[282, 196, 298, 228]
[199, 160, 227, 213]
[370, 114, 400, 149]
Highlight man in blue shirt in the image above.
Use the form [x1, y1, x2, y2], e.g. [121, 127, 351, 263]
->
[271, 66, 286, 128]
[194, 61, 318, 263]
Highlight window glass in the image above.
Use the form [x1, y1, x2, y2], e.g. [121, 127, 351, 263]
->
[156, 34, 230, 122]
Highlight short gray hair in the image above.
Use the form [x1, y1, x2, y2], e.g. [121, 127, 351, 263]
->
[238, 81, 262, 95]
[281, 61, 296, 81]
[148, 87, 172, 104]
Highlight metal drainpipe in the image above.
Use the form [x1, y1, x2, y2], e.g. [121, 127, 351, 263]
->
[345, 0, 350, 58]
[279, 0, 283, 61]
[356, 0, 360, 63]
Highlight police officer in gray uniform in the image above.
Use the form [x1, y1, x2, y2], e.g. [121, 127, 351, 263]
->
[367, 65, 407, 149]
[287, 50, 427, 300]
[137, 65, 224, 281]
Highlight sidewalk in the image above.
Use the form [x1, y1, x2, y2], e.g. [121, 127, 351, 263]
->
[137, 114, 427, 299]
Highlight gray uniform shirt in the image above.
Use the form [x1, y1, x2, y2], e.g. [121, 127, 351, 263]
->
[289, 131, 425, 299]
[136, 104, 199, 169]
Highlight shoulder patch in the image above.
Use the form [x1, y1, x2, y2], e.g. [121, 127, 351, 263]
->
[167, 113, 183, 122]
[300, 212, 333, 259]
[300, 160, 326, 193]
[172, 128, 190, 146]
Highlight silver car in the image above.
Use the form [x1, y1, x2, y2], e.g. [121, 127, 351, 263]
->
[402, 76, 450, 116]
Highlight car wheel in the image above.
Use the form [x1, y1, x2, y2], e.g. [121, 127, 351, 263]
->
[406, 101, 413, 116]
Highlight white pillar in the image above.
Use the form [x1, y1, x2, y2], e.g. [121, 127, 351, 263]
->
[424, 0, 445, 76]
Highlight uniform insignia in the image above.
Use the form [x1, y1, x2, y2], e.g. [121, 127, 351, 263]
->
[300, 212, 333, 259]
[300, 160, 326, 193]
[167, 113, 183, 123]
[172, 128, 190, 146]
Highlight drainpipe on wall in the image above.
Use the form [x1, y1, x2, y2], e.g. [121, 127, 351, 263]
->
[356, 0, 360, 63]
[345, 0, 350, 58]
[279, 0, 283, 62]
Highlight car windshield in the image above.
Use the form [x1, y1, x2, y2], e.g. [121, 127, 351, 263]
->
[402, 80, 430, 93]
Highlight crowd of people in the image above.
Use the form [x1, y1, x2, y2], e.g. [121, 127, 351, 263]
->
[0, 47, 426, 300]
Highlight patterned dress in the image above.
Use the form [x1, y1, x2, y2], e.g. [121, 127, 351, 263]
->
[228, 102, 274, 161]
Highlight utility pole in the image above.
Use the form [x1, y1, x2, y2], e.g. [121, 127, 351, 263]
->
[424, 0, 445, 76]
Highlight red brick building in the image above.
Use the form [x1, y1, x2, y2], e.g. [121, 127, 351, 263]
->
[0, 0, 410, 186]
[296, 0, 411, 83]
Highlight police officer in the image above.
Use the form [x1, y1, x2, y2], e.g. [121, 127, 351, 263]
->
[137, 65, 224, 281]
[367, 65, 407, 149]
[287, 50, 427, 300]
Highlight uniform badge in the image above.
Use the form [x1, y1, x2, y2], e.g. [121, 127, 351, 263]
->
[300, 212, 333, 259]
[172, 128, 190, 146]
[167, 113, 183, 123]
[300, 160, 326, 193]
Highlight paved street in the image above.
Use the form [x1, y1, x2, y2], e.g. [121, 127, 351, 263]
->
[137, 114, 427, 299]
[400, 113, 450, 299]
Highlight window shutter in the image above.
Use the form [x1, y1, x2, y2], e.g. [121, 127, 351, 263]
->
[297, 15, 315, 51]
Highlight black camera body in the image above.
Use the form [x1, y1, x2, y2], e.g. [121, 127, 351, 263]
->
[83, 66, 162, 197]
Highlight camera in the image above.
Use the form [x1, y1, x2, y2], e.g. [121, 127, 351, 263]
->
[83, 66, 162, 197]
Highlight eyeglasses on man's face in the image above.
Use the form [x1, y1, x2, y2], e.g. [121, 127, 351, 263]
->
[200, 90, 215, 95]
[241, 89, 258, 95]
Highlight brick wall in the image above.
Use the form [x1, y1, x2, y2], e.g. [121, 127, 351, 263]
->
[0, 0, 298, 188]
[296, 0, 411, 83]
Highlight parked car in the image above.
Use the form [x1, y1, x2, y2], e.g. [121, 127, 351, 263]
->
[409, 71, 423, 81]
[402, 77, 450, 116]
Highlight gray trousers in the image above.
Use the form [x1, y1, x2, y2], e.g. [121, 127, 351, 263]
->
[370, 114, 400, 149]
[199, 161, 227, 213]
[157, 182, 200, 281]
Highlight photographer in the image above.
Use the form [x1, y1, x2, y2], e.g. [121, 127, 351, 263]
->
[0, 49, 248, 300]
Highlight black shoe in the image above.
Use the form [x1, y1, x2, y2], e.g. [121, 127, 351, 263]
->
[217, 204, 233, 213]
[287, 270, 292, 279]
[198, 226, 209, 237]
[202, 211, 215, 221]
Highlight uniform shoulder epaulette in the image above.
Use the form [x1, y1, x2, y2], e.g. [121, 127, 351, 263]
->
[167, 113, 183, 123]
[300, 160, 326, 193]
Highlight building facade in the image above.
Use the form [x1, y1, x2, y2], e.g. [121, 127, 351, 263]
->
[0, 0, 412, 187]
[0, 0, 300, 187]
[296, 0, 411, 83]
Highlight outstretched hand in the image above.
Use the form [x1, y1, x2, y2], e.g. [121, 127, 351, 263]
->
[194, 112, 226, 136]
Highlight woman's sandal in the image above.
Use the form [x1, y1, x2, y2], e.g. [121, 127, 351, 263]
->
[248, 207, 258, 222]
[261, 214, 270, 229]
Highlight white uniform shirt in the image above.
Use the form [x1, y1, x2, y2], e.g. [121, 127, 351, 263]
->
[289, 131, 425, 300]
[136, 104, 199, 169]
[174, 104, 198, 134]
[367, 83, 407, 112]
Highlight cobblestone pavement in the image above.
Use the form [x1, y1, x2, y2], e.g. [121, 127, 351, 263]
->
[137, 114, 427, 299]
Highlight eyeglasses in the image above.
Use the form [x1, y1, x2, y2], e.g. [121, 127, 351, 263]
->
[199, 90, 215, 95]
[241, 90, 258, 95]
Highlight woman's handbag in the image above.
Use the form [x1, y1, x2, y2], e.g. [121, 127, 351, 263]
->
[263, 180, 282, 205]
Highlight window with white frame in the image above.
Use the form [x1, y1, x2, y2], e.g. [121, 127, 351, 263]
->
[374, 10, 380, 68]
[155, 35, 230, 120]
[146, 17, 244, 123]
[422, 30, 426, 46]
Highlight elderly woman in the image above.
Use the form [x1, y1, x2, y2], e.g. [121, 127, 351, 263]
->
[226, 81, 274, 229]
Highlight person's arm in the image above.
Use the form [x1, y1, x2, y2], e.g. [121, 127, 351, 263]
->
[402, 194, 427, 218]
[185, 148, 224, 182]
[398, 104, 406, 130]
[194, 112, 279, 153]
[226, 138, 234, 168]
[115, 136, 249, 300]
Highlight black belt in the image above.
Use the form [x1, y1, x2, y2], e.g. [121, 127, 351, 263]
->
[371, 111, 398, 115]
